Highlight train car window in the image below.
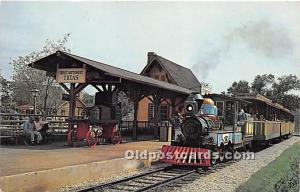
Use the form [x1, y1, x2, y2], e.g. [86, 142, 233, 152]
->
[225, 101, 234, 126]
[216, 101, 225, 117]
[201, 104, 215, 115]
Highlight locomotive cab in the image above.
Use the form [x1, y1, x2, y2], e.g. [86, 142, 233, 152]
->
[201, 98, 218, 116]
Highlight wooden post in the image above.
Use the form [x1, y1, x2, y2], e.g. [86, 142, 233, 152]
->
[170, 97, 176, 115]
[128, 90, 140, 141]
[153, 96, 161, 138]
[133, 100, 139, 141]
[69, 83, 76, 120]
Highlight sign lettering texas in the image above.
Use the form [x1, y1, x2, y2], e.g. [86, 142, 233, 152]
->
[56, 68, 86, 83]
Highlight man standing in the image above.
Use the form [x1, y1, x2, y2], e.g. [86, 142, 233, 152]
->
[23, 116, 42, 144]
[170, 111, 183, 141]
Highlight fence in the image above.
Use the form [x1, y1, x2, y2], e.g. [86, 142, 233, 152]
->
[0, 113, 169, 144]
[0, 113, 69, 144]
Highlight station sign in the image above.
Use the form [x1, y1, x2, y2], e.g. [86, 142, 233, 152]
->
[56, 68, 86, 83]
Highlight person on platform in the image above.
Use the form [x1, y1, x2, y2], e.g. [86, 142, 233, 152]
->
[34, 116, 49, 133]
[259, 114, 266, 121]
[170, 111, 183, 140]
[23, 116, 42, 144]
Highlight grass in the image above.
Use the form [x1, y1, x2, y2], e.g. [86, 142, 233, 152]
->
[236, 141, 300, 192]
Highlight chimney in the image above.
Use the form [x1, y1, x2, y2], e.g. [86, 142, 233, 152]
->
[148, 52, 156, 56]
[147, 52, 157, 65]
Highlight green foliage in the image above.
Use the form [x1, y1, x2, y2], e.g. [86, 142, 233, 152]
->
[82, 92, 95, 107]
[10, 34, 71, 114]
[227, 74, 300, 110]
[0, 73, 12, 98]
[237, 142, 300, 192]
[0, 73, 14, 111]
[251, 74, 275, 95]
[227, 80, 251, 95]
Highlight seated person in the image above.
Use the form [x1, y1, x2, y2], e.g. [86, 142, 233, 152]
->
[34, 117, 49, 134]
[23, 116, 42, 144]
[259, 115, 265, 121]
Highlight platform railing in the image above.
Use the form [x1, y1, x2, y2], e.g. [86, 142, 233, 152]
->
[118, 121, 154, 136]
[118, 120, 171, 137]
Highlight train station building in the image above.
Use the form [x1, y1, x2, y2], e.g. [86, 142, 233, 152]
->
[0, 51, 298, 192]
[28, 51, 201, 141]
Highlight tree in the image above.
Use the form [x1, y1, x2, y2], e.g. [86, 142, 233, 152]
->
[271, 74, 300, 110]
[227, 80, 251, 95]
[10, 34, 71, 115]
[118, 91, 134, 120]
[226, 74, 300, 111]
[251, 74, 275, 95]
[0, 73, 13, 112]
[82, 92, 95, 107]
[272, 75, 300, 100]
[281, 94, 300, 111]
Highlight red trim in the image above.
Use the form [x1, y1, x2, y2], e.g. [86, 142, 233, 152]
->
[160, 145, 211, 167]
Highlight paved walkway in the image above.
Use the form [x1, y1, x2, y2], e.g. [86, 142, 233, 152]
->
[0, 140, 169, 177]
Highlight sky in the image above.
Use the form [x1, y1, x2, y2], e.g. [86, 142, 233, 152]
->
[0, 1, 300, 94]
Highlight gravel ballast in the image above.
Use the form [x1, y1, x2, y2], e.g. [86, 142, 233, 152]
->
[170, 136, 300, 192]
[58, 137, 300, 192]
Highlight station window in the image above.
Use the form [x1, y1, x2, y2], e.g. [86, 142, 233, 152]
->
[148, 104, 154, 121]
[160, 105, 169, 121]
[148, 104, 169, 121]
[161, 75, 166, 82]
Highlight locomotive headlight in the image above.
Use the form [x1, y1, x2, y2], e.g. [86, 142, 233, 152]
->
[186, 104, 194, 112]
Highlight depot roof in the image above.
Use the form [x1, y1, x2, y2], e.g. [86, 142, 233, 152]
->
[28, 51, 192, 96]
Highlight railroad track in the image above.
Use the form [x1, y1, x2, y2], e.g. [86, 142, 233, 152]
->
[77, 161, 235, 192]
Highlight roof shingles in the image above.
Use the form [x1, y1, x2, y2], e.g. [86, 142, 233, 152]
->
[142, 52, 201, 90]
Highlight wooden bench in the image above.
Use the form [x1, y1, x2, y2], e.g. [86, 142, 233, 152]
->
[0, 127, 23, 144]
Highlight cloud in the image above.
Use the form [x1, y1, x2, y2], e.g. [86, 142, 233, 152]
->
[235, 19, 294, 58]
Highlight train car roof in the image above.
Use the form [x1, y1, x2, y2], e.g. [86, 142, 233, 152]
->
[235, 93, 294, 115]
[203, 93, 252, 104]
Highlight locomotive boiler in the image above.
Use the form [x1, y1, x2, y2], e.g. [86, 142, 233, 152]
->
[174, 92, 222, 148]
[161, 92, 253, 167]
[161, 92, 295, 167]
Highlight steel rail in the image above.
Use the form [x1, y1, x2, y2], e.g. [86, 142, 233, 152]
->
[77, 160, 237, 192]
[76, 166, 172, 192]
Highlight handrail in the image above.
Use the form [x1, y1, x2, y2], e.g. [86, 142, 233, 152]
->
[0, 113, 68, 117]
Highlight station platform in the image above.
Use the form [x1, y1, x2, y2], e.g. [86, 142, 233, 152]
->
[0, 139, 169, 192]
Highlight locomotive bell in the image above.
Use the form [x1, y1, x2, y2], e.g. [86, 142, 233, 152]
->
[192, 92, 204, 101]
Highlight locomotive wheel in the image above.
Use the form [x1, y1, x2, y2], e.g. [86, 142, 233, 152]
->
[95, 129, 103, 144]
[211, 153, 217, 166]
[210, 148, 218, 166]
[227, 144, 234, 161]
[86, 130, 98, 148]
[218, 147, 226, 163]
[111, 131, 121, 145]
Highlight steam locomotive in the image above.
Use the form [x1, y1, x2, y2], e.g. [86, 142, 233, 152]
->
[160, 92, 295, 167]
[173, 93, 222, 148]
